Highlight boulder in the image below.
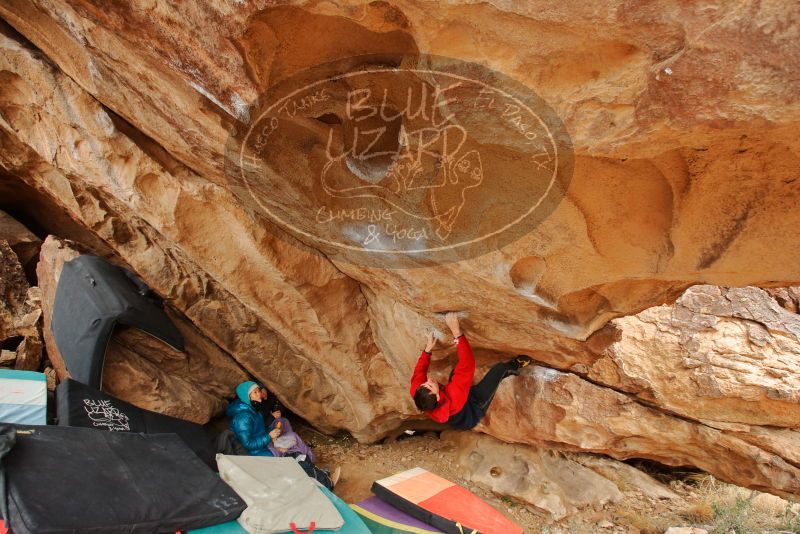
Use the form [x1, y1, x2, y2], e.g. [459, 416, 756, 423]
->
[0, 24, 414, 438]
[0, 209, 40, 265]
[0, 239, 42, 370]
[586, 285, 800, 427]
[480, 365, 800, 499]
[571, 455, 679, 500]
[0, 0, 798, 340]
[443, 430, 622, 519]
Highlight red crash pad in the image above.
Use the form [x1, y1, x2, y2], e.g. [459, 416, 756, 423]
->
[371, 468, 522, 534]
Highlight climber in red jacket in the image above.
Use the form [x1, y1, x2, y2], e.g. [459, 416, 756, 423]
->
[409, 312, 532, 429]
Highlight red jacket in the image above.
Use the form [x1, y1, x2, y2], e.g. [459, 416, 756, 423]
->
[409, 335, 476, 423]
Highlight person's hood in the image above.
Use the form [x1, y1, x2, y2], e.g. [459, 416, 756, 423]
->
[235, 381, 258, 405]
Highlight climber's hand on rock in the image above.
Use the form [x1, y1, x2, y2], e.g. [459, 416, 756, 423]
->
[425, 331, 437, 353]
[445, 312, 461, 338]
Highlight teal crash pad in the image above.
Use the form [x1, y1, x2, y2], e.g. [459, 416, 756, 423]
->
[189, 486, 370, 534]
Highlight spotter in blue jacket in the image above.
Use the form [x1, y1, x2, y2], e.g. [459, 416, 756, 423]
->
[227, 381, 274, 456]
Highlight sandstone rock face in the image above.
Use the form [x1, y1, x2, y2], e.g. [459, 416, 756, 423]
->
[444, 430, 623, 520]
[36, 236, 249, 423]
[444, 430, 683, 519]
[480, 365, 800, 499]
[1, 1, 798, 344]
[572, 455, 679, 501]
[0, 24, 413, 437]
[0, 209, 40, 266]
[0, 239, 42, 370]
[0, 0, 798, 499]
[586, 285, 800, 427]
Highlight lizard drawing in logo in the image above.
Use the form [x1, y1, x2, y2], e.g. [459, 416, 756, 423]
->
[83, 398, 131, 431]
[320, 123, 484, 241]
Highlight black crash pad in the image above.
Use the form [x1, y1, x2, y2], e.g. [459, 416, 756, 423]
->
[0, 424, 244, 534]
[56, 379, 216, 469]
[51, 254, 184, 389]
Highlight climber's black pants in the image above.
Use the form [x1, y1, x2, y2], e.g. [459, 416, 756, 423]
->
[295, 457, 334, 490]
[447, 360, 517, 430]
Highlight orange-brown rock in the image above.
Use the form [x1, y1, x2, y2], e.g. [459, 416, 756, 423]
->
[0, 239, 42, 370]
[0, 0, 798, 499]
[444, 430, 682, 519]
[0, 209, 40, 266]
[0, 1, 798, 342]
[586, 285, 800, 427]
[444, 430, 623, 519]
[479, 365, 800, 499]
[1, 28, 410, 435]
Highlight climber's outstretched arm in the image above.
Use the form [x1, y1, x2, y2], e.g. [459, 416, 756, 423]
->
[444, 312, 475, 395]
[409, 331, 438, 396]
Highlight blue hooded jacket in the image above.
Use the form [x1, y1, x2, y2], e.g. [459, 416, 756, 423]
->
[227, 381, 273, 456]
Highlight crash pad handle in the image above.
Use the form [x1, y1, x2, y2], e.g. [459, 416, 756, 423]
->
[290, 521, 316, 533]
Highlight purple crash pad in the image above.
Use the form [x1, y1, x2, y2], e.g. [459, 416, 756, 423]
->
[351, 496, 443, 533]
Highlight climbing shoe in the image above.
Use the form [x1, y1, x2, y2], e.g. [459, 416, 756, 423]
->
[330, 466, 341, 487]
[512, 355, 533, 370]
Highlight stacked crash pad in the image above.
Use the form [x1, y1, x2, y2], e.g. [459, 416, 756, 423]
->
[0, 424, 245, 533]
[190, 486, 369, 534]
[371, 468, 522, 534]
[51, 254, 184, 389]
[0, 370, 46, 425]
[215, 455, 370, 533]
[56, 378, 215, 468]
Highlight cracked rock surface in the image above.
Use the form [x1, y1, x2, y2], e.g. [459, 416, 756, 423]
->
[0, 1, 797, 498]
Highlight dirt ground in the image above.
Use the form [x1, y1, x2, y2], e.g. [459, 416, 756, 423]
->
[295, 424, 800, 534]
